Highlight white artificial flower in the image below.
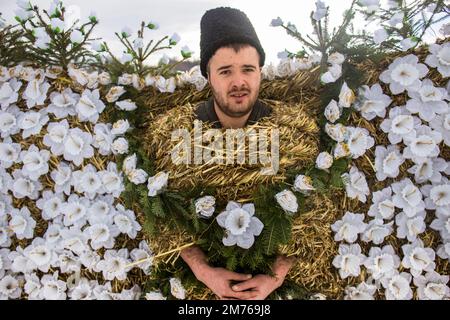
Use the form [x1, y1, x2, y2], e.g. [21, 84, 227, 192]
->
[261, 63, 278, 80]
[338, 82, 355, 109]
[0, 137, 21, 169]
[436, 242, 450, 262]
[147, 171, 169, 196]
[11, 169, 43, 199]
[61, 194, 90, 227]
[408, 157, 448, 184]
[354, 83, 392, 120]
[86, 222, 119, 250]
[359, 0, 380, 13]
[275, 189, 298, 214]
[63, 128, 94, 166]
[414, 271, 450, 300]
[373, 28, 388, 45]
[380, 106, 420, 144]
[421, 178, 450, 216]
[18, 109, 49, 139]
[331, 211, 367, 243]
[50, 162, 73, 196]
[328, 52, 345, 65]
[24, 273, 42, 300]
[270, 17, 283, 27]
[130, 240, 153, 275]
[332, 243, 365, 279]
[92, 282, 113, 300]
[68, 278, 96, 300]
[113, 204, 141, 238]
[96, 249, 131, 281]
[0, 105, 22, 138]
[406, 79, 448, 122]
[100, 162, 124, 197]
[430, 206, 450, 241]
[429, 113, 450, 147]
[344, 281, 377, 300]
[120, 53, 133, 64]
[44, 223, 63, 247]
[43, 119, 70, 156]
[23, 78, 50, 109]
[312, 0, 328, 21]
[36, 190, 65, 221]
[368, 186, 395, 220]
[216, 202, 264, 249]
[276, 58, 297, 78]
[425, 42, 450, 77]
[92, 123, 114, 156]
[169, 277, 186, 299]
[0, 274, 22, 299]
[0, 194, 13, 220]
[381, 272, 413, 300]
[342, 166, 370, 203]
[374, 145, 404, 181]
[0, 167, 12, 195]
[391, 178, 425, 217]
[361, 219, 393, 244]
[75, 89, 105, 123]
[111, 137, 129, 155]
[403, 125, 442, 163]
[87, 195, 115, 225]
[333, 142, 351, 159]
[145, 291, 166, 300]
[115, 99, 137, 111]
[45, 66, 63, 80]
[395, 211, 426, 242]
[117, 73, 133, 86]
[72, 164, 102, 199]
[98, 72, 111, 85]
[315, 151, 333, 170]
[23, 237, 58, 272]
[19, 144, 50, 181]
[40, 272, 67, 300]
[70, 30, 83, 43]
[80, 250, 101, 272]
[345, 127, 375, 159]
[325, 123, 347, 142]
[86, 71, 100, 89]
[111, 119, 130, 136]
[9, 206, 36, 240]
[364, 245, 400, 281]
[380, 54, 429, 94]
[400, 38, 417, 52]
[67, 65, 89, 86]
[401, 239, 436, 277]
[321, 63, 342, 83]
[293, 174, 315, 193]
[195, 195, 216, 218]
[155, 76, 176, 93]
[106, 86, 126, 103]
[0, 225, 12, 248]
[47, 88, 78, 119]
[122, 154, 148, 185]
[60, 226, 90, 255]
[0, 248, 12, 279]
[0, 79, 22, 110]
[324, 100, 341, 123]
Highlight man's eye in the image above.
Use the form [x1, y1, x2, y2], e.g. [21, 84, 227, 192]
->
[220, 70, 230, 75]
[243, 68, 254, 73]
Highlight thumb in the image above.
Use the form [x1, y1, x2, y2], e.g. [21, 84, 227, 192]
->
[226, 271, 252, 282]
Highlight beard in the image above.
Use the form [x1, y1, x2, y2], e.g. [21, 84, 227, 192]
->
[211, 85, 259, 118]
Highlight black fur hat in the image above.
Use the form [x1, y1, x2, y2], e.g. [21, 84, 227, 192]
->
[200, 7, 265, 78]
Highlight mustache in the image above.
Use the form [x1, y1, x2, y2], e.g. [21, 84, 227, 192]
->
[228, 88, 250, 95]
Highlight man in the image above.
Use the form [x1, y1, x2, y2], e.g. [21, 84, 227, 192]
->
[180, 7, 294, 300]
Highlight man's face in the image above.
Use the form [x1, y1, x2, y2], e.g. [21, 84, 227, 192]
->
[208, 46, 261, 118]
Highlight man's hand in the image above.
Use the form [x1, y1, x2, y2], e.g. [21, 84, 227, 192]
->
[197, 266, 258, 300]
[180, 245, 257, 299]
[231, 255, 295, 300]
[230, 274, 282, 300]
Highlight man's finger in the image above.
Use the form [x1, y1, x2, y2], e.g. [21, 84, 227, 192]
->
[226, 271, 252, 282]
[225, 288, 258, 300]
[231, 279, 257, 292]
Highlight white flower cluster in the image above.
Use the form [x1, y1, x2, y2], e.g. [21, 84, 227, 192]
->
[0, 63, 154, 300]
[333, 49, 450, 300]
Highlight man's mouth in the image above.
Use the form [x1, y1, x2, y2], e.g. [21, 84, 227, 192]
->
[229, 92, 249, 98]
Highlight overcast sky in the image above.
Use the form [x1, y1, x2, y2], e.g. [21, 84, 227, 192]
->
[0, 0, 447, 65]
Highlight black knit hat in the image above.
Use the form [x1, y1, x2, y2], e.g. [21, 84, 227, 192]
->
[200, 7, 265, 78]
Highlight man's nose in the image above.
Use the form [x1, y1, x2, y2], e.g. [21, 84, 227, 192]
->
[230, 72, 247, 89]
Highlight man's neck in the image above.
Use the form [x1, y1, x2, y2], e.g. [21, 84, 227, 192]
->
[213, 101, 252, 129]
